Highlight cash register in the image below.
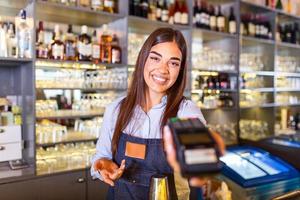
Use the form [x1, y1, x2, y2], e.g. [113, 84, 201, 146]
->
[255, 133, 300, 171]
[220, 146, 300, 199]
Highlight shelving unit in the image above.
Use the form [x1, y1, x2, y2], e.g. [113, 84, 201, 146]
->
[1, 0, 300, 184]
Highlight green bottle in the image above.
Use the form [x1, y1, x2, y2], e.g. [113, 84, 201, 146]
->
[276, 0, 283, 10]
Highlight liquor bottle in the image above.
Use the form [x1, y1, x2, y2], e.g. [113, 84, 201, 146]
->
[180, 0, 189, 25]
[198, 1, 205, 28]
[140, 0, 149, 18]
[291, 23, 297, 44]
[0, 20, 7, 57]
[266, 20, 273, 39]
[79, 0, 90, 7]
[78, 25, 92, 61]
[103, 0, 115, 13]
[209, 5, 217, 31]
[7, 23, 17, 58]
[168, 0, 175, 24]
[148, 0, 157, 20]
[276, 0, 283, 9]
[203, 1, 210, 29]
[161, 0, 169, 22]
[295, 23, 300, 44]
[111, 34, 121, 64]
[64, 24, 77, 61]
[156, 0, 162, 21]
[173, 0, 181, 24]
[67, 0, 77, 6]
[130, 0, 135, 15]
[36, 21, 48, 59]
[17, 10, 32, 58]
[216, 5, 225, 32]
[193, 0, 199, 26]
[133, 0, 141, 16]
[91, 30, 100, 63]
[255, 15, 260, 38]
[50, 24, 64, 60]
[228, 7, 236, 34]
[286, 24, 292, 43]
[276, 24, 282, 42]
[248, 14, 255, 37]
[91, 0, 104, 11]
[100, 24, 112, 63]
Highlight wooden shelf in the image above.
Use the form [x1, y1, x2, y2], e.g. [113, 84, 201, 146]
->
[36, 109, 104, 119]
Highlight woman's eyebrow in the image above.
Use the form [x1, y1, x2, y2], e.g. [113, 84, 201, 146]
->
[149, 51, 162, 57]
[170, 57, 181, 62]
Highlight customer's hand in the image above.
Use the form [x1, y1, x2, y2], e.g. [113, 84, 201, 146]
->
[163, 125, 225, 187]
[94, 158, 125, 186]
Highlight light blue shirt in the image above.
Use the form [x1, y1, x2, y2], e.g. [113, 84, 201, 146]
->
[90, 96, 206, 179]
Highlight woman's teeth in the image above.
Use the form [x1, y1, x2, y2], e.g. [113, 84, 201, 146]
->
[152, 75, 167, 84]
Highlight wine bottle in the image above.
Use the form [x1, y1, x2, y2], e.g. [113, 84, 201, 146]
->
[64, 24, 77, 61]
[216, 5, 225, 32]
[50, 24, 64, 60]
[228, 7, 236, 34]
[161, 0, 169, 22]
[78, 25, 92, 61]
[209, 5, 217, 31]
[276, 0, 283, 10]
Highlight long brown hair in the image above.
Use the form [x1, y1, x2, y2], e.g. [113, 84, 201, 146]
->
[111, 28, 187, 155]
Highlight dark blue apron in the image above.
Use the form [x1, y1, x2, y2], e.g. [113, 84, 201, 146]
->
[107, 133, 178, 200]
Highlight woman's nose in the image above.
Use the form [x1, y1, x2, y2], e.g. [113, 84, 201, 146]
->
[158, 61, 169, 73]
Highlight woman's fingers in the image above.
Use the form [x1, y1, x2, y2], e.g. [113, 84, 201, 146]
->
[99, 170, 115, 186]
[209, 129, 226, 156]
[189, 177, 208, 187]
[163, 126, 181, 172]
[109, 159, 126, 180]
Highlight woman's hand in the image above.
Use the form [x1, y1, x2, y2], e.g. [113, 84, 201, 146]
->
[93, 158, 126, 186]
[163, 125, 225, 187]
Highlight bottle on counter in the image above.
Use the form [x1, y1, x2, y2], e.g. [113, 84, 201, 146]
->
[78, 25, 92, 61]
[50, 24, 64, 60]
[64, 24, 77, 61]
[100, 24, 112, 63]
[17, 9, 32, 58]
[91, 29, 101, 63]
[111, 34, 121, 64]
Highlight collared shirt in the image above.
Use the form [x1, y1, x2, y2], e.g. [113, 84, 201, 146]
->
[90, 96, 206, 179]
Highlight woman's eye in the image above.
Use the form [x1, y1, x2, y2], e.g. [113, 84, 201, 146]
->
[150, 56, 160, 62]
[170, 62, 180, 67]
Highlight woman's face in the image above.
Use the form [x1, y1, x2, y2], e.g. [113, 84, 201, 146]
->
[143, 41, 182, 96]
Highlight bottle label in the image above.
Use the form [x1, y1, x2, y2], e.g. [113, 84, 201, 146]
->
[229, 21, 236, 34]
[65, 42, 76, 58]
[217, 17, 225, 28]
[156, 8, 162, 19]
[210, 16, 217, 29]
[195, 13, 201, 25]
[249, 23, 255, 36]
[112, 49, 121, 63]
[200, 12, 206, 25]
[174, 12, 181, 24]
[52, 44, 64, 59]
[104, 0, 114, 7]
[161, 10, 169, 22]
[181, 13, 188, 25]
[92, 44, 100, 59]
[78, 42, 92, 56]
[92, 0, 102, 6]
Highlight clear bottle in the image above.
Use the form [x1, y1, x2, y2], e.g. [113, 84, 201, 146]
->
[64, 24, 77, 61]
[17, 10, 32, 58]
[7, 23, 17, 58]
[100, 24, 112, 63]
[50, 24, 64, 60]
[103, 0, 115, 13]
[91, 0, 104, 11]
[91, 29, 101, 63]
[78, 25, 92, 61]
[0, 22, 8, 57]
[111, 34, 121, 64]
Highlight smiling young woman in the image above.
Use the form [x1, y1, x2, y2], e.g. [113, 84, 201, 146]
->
[91, 28, 207, 200]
